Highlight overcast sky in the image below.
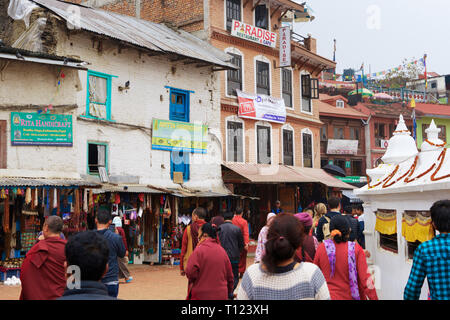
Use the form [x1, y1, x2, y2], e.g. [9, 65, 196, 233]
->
[293, 0, 450, 75]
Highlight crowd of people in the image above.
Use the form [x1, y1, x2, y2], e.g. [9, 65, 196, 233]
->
[15, 197, 450, 300]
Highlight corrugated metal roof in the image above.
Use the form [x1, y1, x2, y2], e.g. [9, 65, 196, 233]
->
[0, 177, 100, 187]
[92, 184, 163, 194]
[31, 0, 236, 69]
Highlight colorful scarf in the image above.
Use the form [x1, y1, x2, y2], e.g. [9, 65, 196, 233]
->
[324, 240, 360, 300]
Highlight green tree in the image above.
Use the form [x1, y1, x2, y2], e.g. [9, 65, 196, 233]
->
[375, 58, 424, 88]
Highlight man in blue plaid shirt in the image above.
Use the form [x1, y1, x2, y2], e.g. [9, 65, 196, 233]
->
[404, 200, 450, 300]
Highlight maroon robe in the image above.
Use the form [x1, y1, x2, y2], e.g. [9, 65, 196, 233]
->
[20, 236, 67, 300]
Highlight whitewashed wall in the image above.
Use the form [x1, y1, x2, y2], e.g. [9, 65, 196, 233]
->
[54, 29, 225, 190]
[0, 60, 80, 173]
[359, 190, 450, 300]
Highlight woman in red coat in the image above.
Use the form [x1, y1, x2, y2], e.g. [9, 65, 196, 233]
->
[313, 215, 378, 300]
[185, 223, 234, 300]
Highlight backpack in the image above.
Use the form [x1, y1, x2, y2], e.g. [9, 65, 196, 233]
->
[322, 215, 331, 240]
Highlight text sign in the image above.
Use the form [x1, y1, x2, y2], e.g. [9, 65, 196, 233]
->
[236, 89, 286, 124]
[11, 112, 73, 146]
[231, 20, 277, 48]
[327, 139, 359, 155]
[152, 119, 208, 154]
[279, 26, 291, 67]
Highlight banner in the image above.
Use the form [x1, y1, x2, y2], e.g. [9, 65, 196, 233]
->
[11, 112, 73, 146]
[326, 139, 359, 155]
[231, 20, 277, 48]
[151, 118, 208, 154]
[279, 26, 291, 67]
[236, 89, 286, 124]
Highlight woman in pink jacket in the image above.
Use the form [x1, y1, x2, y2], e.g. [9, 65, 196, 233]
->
[185, 223, 234, 300]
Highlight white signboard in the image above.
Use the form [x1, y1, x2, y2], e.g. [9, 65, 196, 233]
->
[327, 139, 359, 155]
[236, 89, 286, 124]
[279, 26, 291, 67]
[231, 20, 277, 48]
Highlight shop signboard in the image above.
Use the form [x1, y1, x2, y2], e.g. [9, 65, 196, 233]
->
[236, 89, 286, 124]
[231, 20, 277, 48]
[152, 118, 208, 154]
[335, 176, 368, 184]
[11, 112, 73, 146]
[327, 139, 359, 155]
[279, 26, 291, 67]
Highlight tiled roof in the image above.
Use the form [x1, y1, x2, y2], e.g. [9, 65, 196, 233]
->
[318, 99, 368, 119]
[415, 103, 450, 117]
[355, 102, 424, 118]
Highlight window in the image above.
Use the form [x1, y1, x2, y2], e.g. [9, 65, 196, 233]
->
[334, 159, 346, 171]
[227, 53, 242, 96]
[321, 158, 328, 168]
[255, 4, 269, 30]
[336, 100, 344, 108]
[334, 127, 345, 139]
[302, 131, 313, 168]
[171, 150, 189, 182]
[256, 61, 270, 95]
[226, 0, 241, 32]
[403, 210, 435, 259]
[227, 121, 244, 162]
[407, 241, 422, 260]
[257, 125, 271, 164]
[422, 123, 446, 141]
[301, 74, 312, 113]
[430, 81, 437, 89]
[376, 209, 398, 253]
[320, 124, 327, 141]
[282, 69, 293, 108]
[388, 123, 396, 138]
[379, 233, 398, 253]
[350, 127, 360, 142]
[88, 143, 107, 175]
[0, 120, 6, 168]
[352, 160, 363, 176]
[374, 123, 385, 147]
[283, 129, 294, 166]
[169, 88, 190, 122]
[86, 70, 114, 120]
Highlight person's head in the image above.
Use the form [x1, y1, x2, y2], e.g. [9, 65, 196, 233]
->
[262, 213, 304, 273]
[343, 205, 353, 215]
[304, 208, 314, 218]
[354, 204, 364, 216]
[430, 200, 450, 233]
[313, 203, 327, 219]
[235, 207, 243, 216]
[112, 216, 122, 228]
[65, 231, 109, 281]
[43, 216, 63, 238]
[198, 223, 217, 241]
[95, 208, 112, 227]
[329, 215, 351, 243]
[328, 197, 341, 212]
[192, 207, 207, 222]
[223, 211, 234, 221]
[275, 200, 281, 208]
[294, 212, 313, 235]
[266, 212, 276, 226]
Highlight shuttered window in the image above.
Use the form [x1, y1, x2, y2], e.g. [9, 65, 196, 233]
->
[227, 53, 242, 96]
[257, 125, 271, 164]
[283, 129, 294, 166]
[226, 0, 241, 32]
[227, 121, 243, 162]
[302, 132, 313, 168]
[255, 5, 269, 30]
[282, 69, 293, 108]
[171, 150, 190, 182]
[256, 61, 270, 96]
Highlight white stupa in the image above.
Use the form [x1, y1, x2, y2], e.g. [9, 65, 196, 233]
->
[381, 114, 418, 164]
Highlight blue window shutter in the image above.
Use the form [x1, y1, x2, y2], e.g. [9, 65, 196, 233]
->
[169, 88, 190, 122]
[170, 150, 190, 182]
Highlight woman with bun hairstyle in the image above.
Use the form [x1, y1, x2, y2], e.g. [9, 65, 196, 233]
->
[313, 215, 378, 300]
[237, 213, 330, 300]
[185, 223, 234, 300]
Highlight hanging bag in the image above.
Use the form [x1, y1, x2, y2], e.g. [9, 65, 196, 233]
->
[163, 197, 172, 219]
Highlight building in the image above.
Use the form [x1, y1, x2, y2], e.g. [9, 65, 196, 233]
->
[318, 94, 369, 188]
[2, 0, 236, 263]
[355, 116, 446, 300]
[407, 73, 450, 104]
[414, 102, 450, 149]
[353, 102, 423, 169]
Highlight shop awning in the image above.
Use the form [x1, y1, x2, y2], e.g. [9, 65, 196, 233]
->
[92, 184, 163, 194]
[342, 190, 363, 203]
[222, 163, 355, 189]
[0, 177, 100, 188]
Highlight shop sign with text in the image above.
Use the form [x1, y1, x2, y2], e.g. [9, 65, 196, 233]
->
[231, 20, 277, 48]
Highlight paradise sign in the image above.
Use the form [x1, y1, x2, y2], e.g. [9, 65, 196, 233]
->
[231, 20, 277, 48]
[11, 112, 73, 146]
[152, 118, 208, 154]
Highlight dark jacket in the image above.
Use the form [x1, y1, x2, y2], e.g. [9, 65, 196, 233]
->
[95, 229, 126, 283]
[57, 281, 118, 300]
[316, 211, 341, 242]
[218, 221, 244, 263]
[343, 214, 359, 242]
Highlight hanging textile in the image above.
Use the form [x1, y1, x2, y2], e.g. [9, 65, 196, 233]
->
[83, 189, 88, 212]
[375, 209, 397, 235]
[3, 194, 10, 233]
[25, 188, 32, 205]
[402, 211, 434, 243]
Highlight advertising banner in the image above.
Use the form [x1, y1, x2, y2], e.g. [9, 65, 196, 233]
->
[327, 139, 359, 155]
[279, 26, 291, 67]
[11, 112, 73, 146]
[236, 89, 286, 124]
[152, 118, 208, 154]
[231, 20, 277, 48]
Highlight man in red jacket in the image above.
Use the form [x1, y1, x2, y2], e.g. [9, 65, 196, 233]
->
[232, 207, 249, 278]
[20, 216, 67, 300]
